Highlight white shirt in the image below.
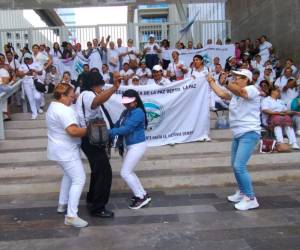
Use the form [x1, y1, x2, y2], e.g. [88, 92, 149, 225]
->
[89, 48, 103, 73]
[144, 43, 160, 55]
[123, 47, 138, 64]
[147, 77, 171, 86]
[76, 91, 110, 128]
[33, 52, 49, 67]
[102, 72, 111, 84]
[19, 62, 43, 85]
[46, 102, 81, 161]
[107, 48, 120, 73]
[161, 47, 171, 60]
[261, 96, 287, 126]
[136, 68, 152, 85]
[0, 68, 9, 78]
[259, 41, 272, 63]
[120, 69, 134, 85]
[188, 67, 209, 80]
[6, 59, 20, 70]
[251, 60, 264, 73]
[229, 85, 261, 137]
[274, 75, 291, 90]
[275, 75, 298, 107]
[167, 60, 187, 79]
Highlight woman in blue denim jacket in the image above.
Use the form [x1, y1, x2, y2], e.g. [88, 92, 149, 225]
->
[109, 89, 151, 209]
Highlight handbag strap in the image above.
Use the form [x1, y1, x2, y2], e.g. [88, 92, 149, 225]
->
[82, 91, 114, 128]
[81, 93, 88, 127]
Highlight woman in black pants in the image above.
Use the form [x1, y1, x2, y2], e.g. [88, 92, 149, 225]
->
[76, 71, 120, 218]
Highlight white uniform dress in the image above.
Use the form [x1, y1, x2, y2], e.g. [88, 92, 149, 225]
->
[19, 62, 43, 119]
[46, 101, 85, 218]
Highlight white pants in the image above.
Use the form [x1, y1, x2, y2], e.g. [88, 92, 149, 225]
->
[274, 126, 297, 144]
[1, 100, 7, 112]
[293, 116, 300, 131]
[121, 141, 147, 199]
[57, 159, 86, 217]
[22, 81, 42, 117]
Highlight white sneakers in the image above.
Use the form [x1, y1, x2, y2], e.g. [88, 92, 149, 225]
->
[227, 190, 244, 203]
[234, 196, 259, 211]
[291, 142, 300, 150]
[38, 108, 44, 114]
[64, 216, 88, 228]
[227, 190, 259, 211]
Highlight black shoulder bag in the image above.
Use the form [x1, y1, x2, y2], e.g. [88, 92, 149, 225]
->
[81, 93, 109, 148]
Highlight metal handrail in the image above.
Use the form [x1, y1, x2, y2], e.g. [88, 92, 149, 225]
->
[0, 79, 22, 140]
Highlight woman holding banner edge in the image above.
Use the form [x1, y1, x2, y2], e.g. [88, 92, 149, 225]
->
[207, 69, 261, 211]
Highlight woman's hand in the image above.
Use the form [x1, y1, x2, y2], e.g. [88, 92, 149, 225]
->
[207, 73, 214, 84]
[219, 72, 228, 85]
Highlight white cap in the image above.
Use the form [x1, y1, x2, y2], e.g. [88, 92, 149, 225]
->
[232, 69, 253, 82]
[24, 53, 32, 59]
[149, 34, 155, 38]
[121, 96, 136, 104]
[265, 65, 273, 70]
[152, 65, 163, 71]
[132, 75, 140, 80]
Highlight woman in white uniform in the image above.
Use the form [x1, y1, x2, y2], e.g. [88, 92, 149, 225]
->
[18, 53, 43, 119]
[46, 83, 88, 228]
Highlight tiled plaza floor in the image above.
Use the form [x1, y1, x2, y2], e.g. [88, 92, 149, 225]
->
[1, 182, 300, 250]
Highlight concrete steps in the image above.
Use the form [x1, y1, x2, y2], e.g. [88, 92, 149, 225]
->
[1, 112, 300, 196]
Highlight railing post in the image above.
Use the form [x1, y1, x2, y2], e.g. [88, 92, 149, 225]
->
[60, 26, 69, 42]
[95, 25, 100, 40]
[227, 20, 232, 39]
[27, 29, 33, 49]
[127, 23, 135, 42]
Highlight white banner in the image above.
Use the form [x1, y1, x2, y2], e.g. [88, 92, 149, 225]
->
[104, 78, 210, 147]
[174, 45, 235, 69]
[57, 55, 88, 80]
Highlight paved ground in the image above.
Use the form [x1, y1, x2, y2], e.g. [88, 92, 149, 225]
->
[1, 182, 300, 250]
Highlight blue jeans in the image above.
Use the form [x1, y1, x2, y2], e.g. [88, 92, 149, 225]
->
[231, 131, 260, 198]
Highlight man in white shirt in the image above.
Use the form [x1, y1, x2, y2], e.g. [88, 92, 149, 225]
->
[147, 65, 171, 86]
[107, 41, 120, 73]
[116, 38, 127, 70]
[259, 35, 272, 64]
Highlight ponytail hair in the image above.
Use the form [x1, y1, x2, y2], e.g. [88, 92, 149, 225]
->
[122, 89, 148, 128]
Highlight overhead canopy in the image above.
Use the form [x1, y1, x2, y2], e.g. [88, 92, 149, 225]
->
[0, 0, 226, 9]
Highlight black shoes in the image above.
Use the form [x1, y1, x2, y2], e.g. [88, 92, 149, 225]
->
[129, 194, 151, 210]
[90, 209, 114, 218]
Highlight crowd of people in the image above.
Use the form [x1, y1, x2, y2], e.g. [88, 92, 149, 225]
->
[1, 33, 300, 227]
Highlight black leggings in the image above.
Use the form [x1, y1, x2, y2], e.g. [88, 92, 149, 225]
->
[81, 137, 112, 212]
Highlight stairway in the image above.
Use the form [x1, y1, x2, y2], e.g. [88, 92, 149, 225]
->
[1, 112, 300, 196]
